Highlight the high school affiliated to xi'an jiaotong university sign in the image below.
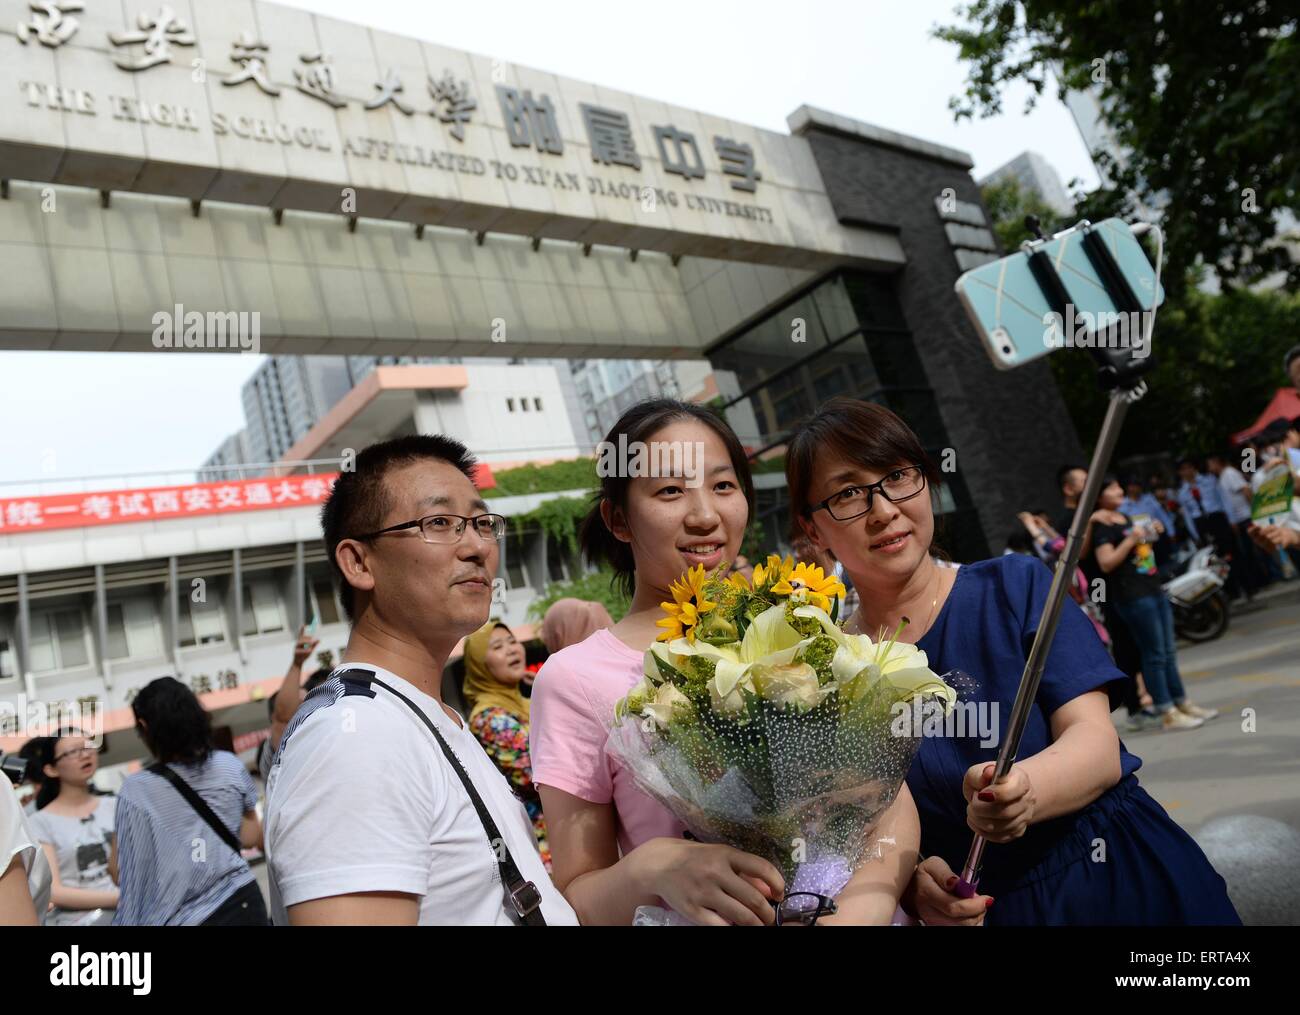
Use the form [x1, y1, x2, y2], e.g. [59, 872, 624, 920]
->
[0, 1, 883, 269]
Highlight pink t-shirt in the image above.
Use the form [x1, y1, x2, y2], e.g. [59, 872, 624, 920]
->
[531, 629, 687, 856]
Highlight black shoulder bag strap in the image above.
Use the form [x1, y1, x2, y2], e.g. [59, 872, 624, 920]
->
[147, 762, 243, 856]
[338, 669, 546, 927]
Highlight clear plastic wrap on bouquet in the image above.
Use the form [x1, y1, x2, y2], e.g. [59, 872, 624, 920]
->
[606, 665, 961, 900]
[609, 560, 961, 915]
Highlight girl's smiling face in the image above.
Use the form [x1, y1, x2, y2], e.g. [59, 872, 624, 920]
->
[606, 419, 750, 596]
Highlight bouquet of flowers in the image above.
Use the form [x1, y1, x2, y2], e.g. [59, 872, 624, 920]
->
[609, 555, 956, 912]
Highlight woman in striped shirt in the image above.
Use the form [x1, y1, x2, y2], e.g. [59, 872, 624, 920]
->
[109, 677, 266, 925]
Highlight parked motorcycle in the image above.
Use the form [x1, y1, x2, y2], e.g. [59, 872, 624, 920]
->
[1164, 545, 1231, 642]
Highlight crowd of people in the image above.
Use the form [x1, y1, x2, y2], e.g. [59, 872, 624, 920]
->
[1005, 410, 1300, 736]
[11, 341, 1300, 926]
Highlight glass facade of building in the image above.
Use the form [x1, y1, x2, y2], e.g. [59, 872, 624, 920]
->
[708, 270, 989, 563]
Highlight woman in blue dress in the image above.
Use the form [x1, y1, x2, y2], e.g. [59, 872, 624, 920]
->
[784, 398, 1239, 925]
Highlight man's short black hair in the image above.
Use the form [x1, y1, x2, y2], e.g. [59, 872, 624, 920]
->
[320, 434, 479, 623]
[1175, 455, 1200, 471]
[1056, 464, 1086, 492]
[1284, 344, 1300, 374]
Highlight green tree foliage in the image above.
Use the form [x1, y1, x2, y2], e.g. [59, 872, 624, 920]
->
[483, 458, 598, 498]
[526, 568, 631, 623]
[510, 495, 591, 554]
[980, 176, 1067, 253]
[937, 1, 1300, 294]
[1047, 282, 1300, 458]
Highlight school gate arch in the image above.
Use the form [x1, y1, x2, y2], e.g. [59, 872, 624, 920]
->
[0, 0, 1084, 554]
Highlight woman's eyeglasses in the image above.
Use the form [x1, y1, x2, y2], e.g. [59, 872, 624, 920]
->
[773, 892, 837, 926]
[353, 513, 507, 545]
[54, 745, 96, 763]
[808, 466, 927, 522]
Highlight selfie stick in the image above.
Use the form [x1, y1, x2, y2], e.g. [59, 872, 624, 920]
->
[953, 218, 1162, 900]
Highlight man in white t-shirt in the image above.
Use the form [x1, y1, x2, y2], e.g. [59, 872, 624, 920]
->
[265, 435, 577, 926]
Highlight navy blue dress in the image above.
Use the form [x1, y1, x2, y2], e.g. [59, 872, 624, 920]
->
[908, 554, 1239, 925]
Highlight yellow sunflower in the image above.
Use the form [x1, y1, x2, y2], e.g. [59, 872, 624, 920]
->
[727, 569, 751, 591]
[751, 554, 794, 590]
[771, 561, 847, 613]
[656, 564, 718, 643]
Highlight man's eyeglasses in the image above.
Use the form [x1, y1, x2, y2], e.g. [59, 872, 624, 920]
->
[353, 513, 507, 545]
[773, 892, 837, 926]
[54, 745, 96, 763]
[808, 466, 927, 522]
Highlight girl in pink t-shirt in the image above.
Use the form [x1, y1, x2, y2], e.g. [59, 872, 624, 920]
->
[531, 399, 920, 926]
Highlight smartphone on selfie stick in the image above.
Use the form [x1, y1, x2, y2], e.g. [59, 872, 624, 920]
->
[950, 215, 1165, 900]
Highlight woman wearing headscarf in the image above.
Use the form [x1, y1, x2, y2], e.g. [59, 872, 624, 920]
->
[462, 620, 550, 868]
[539, 598, 615, 655]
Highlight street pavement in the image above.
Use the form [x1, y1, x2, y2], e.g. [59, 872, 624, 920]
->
[1115, 582, 1299, 833]
[1114, 581, 1299, 924]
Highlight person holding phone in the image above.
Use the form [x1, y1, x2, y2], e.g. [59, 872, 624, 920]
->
[257, 625, 323, 783]
[784, 398, 1239, 926]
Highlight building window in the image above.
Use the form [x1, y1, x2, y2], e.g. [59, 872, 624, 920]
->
[546, 538, 566, 583]
[503, 533, 527, 589]
[29, 607, 91, 673]
[507, 398, 515, 412]
[521, 398, 530, 411]
[309, 577, 342, 626]
[105, 597, 164, 662]
[0, 628, 14, 680]
[241, 580, 285, 636]
[177, 589, 225, 648]
[534, 397, 543, 411]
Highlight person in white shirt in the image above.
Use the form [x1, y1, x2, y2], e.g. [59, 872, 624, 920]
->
[1, 777, 51, 925]
[265, 434, 578, 927]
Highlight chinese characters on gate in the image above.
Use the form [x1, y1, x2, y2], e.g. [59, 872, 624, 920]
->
[15, 3, 762, 191]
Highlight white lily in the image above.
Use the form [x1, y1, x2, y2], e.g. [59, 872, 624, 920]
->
[641, 682, 693, 729]
[792, 605, 955, 707]
[670, 604, 814, 718]
[750, 661, 827, 711]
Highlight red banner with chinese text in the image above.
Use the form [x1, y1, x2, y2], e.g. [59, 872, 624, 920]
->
[0, 474, 341, 534]
[0, 461, 495, 535]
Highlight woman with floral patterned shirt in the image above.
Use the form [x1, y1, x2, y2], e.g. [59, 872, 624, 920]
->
[462, 621, 550, 869]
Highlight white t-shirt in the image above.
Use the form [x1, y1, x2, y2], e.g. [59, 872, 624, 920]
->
[1, 779, 52, 921]
[1217, 467, 1253, 523]
[265, 663, 578, 926]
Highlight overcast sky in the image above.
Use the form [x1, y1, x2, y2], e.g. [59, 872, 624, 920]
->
[1, 0, 1100, 491]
